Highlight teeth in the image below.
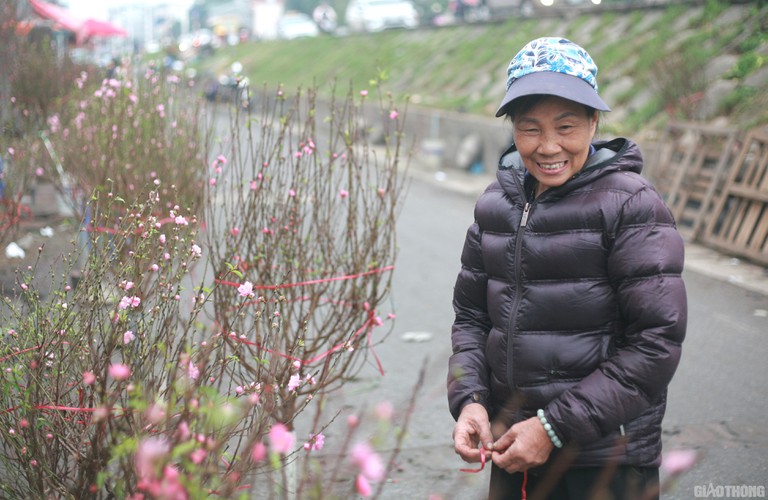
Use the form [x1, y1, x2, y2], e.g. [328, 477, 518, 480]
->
[539, 162, 565, 171]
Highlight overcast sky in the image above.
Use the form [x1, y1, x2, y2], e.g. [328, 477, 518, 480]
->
[64, 0, 195, 22]
[64, 0, 112, 20]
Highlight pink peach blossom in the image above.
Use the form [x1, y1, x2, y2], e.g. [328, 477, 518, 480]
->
[135, 437, 170, 480]
[186, 362, 200, 381]
[189, 448, 207, 464]
[145, 403, 165, 424]
[347, 414, 359, 428]
[375, 401, 395, 421]
[351, 442, 384, 481]
[287, 373, 302, 392]
[661, 449, 698, 475]
[108, 364, 131, 381]
[237, 281, 254, 298]
[356, 474, 372, 497]
[268, 423, 295, 455]
[303, 432, 325, 451]
[176, 421, 191, 441]
[251, 442, 267, 462]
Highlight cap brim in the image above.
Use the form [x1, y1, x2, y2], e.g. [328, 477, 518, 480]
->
[495, 72, 611, 117]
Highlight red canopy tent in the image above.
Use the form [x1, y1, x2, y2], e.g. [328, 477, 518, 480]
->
[28, 0, 127, 44]
[80, 18, 129, 38]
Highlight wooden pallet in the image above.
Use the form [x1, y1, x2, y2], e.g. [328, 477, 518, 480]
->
[646, 122, 739, 241]
[702, 130, 768, 266]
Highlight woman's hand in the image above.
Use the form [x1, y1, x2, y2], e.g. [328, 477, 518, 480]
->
[491, 416, 554, 473]
[453, 403, 494, 463]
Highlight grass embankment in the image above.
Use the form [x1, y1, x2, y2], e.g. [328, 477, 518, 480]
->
[192, 0, 768, 135]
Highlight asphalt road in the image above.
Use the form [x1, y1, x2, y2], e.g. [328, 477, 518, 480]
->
[340, 172, 768, 499]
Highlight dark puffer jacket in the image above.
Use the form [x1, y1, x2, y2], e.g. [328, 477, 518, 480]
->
[447, 138, 687, 468]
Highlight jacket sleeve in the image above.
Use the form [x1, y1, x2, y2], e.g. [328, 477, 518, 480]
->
[545, 186, 687, 444]
[447, 221, 494, 421]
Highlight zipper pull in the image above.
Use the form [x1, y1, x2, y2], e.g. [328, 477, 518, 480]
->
[520, 202, 531, 227]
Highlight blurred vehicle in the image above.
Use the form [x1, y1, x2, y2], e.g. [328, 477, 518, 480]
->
[203, 61, 252, 110]
[345, 0, 420, 32]
[313, 1, 339, 34]
[277, 12, 320, 39]
[178, 29, 220, 59]
[463, 0, 600, 20]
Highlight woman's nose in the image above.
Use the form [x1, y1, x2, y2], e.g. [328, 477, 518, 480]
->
[537, 132, 561, 155]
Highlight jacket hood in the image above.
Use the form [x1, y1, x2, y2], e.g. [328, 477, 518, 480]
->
[496, 138, 643, 198]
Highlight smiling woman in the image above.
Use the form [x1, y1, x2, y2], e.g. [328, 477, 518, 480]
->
[448, 37, 687, 500]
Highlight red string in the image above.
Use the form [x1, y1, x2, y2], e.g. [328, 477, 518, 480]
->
[226, 305, 386, 375]
[0, 198, 32, 232]
[216, 265, 394, 291]
[458, 457, 527, 500]
[87, 217, 177, 235]
[0, 341, 85, 364]
[521, 470, 528, 500]
[217, 265, 393, 374]
[0, 345, 40, 363]
[1, 268, 393, 420]
[459, 448, 486, 473]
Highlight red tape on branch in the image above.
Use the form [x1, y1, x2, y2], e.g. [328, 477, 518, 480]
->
[0, 199, 32, 232]
[217, 265, 394, 375]
[87, 217, 178, 235]
[216, 265, 394, 290]
[226, 304, 386, 375]
[0, 266, 393, 422]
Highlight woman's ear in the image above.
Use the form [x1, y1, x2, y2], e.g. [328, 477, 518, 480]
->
[590, 110, 600, 137]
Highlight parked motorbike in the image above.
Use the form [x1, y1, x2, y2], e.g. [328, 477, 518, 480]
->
[203, 62, 252, 111]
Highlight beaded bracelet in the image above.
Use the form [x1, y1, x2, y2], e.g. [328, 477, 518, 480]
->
[537, 409, 563, 448]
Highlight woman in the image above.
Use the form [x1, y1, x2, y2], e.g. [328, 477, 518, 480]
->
[448, 37, 687, 499]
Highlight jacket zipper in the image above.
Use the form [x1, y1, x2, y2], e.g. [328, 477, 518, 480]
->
[506, 175, 534, 390]
[520, 202, 531, 227]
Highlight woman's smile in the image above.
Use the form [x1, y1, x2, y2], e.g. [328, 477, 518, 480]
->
[537, 161, 567, 172]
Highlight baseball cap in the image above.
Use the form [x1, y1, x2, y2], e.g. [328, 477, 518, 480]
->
[495, 37, 611, 117]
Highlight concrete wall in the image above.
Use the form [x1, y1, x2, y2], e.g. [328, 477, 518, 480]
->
[364, 103, 513, 175]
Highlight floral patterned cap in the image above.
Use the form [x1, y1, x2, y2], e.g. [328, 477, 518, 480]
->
[495, 37, 610, 117]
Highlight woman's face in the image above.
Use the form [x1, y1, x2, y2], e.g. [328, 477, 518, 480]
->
[512, 96, 598, 196]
